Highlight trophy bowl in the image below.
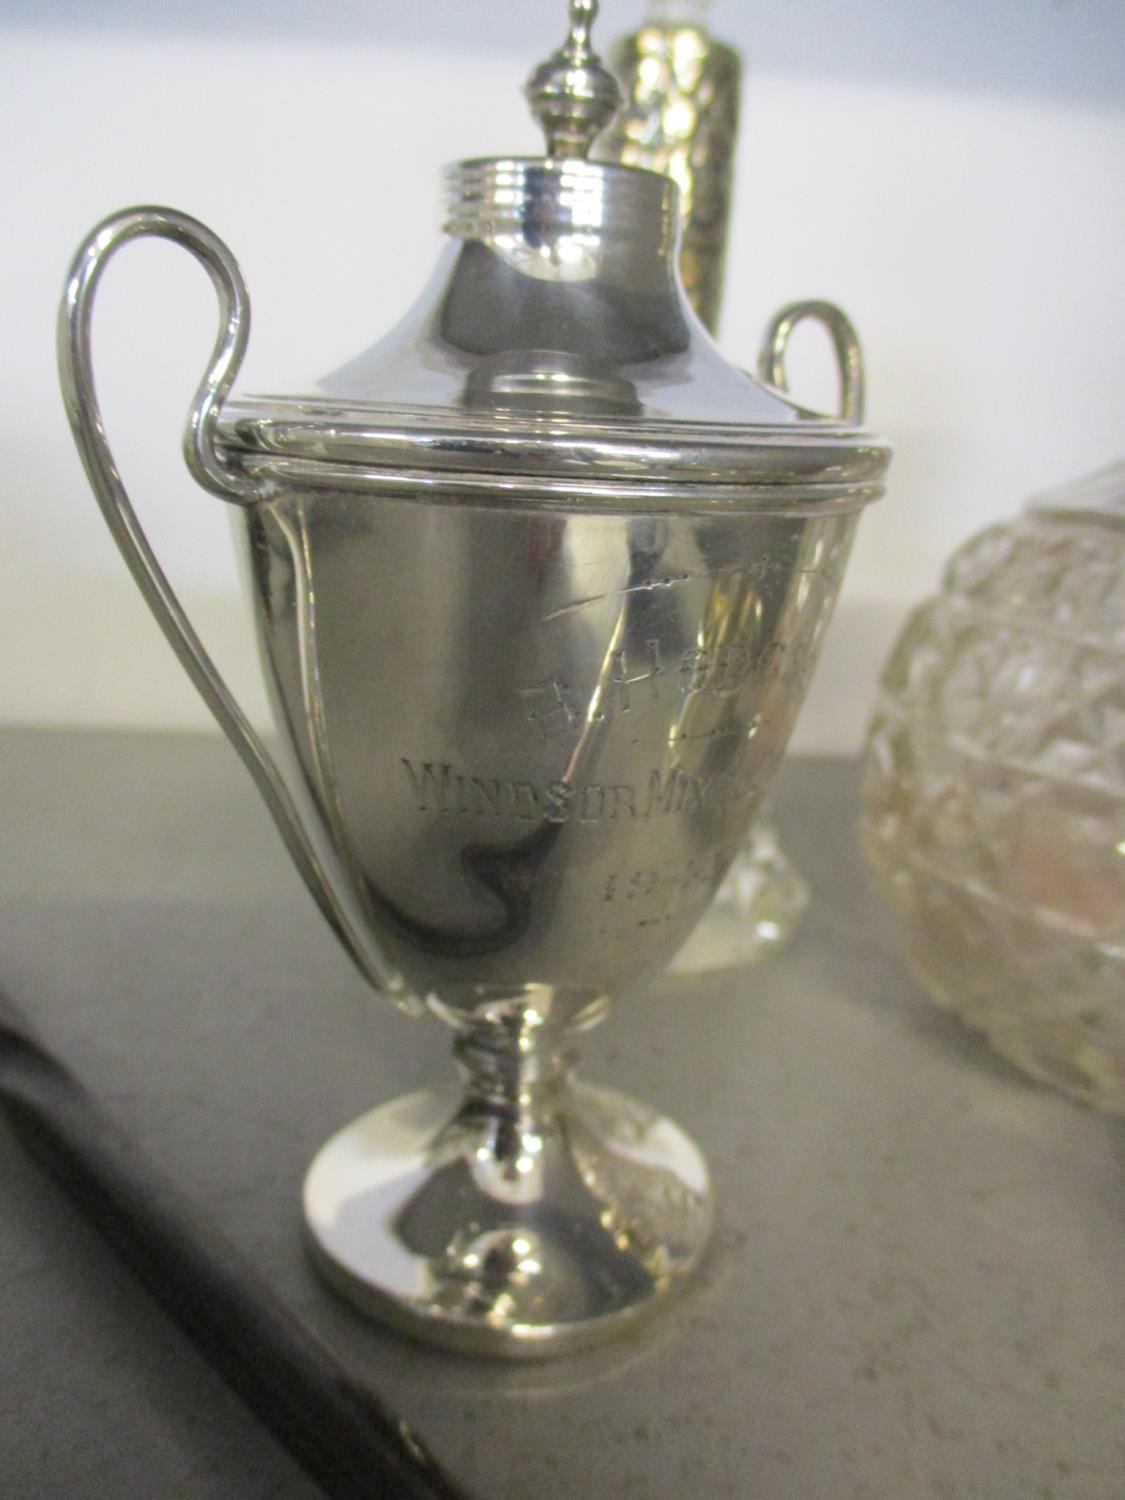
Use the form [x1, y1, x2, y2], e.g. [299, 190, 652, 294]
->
[58, 2, 889, 1355]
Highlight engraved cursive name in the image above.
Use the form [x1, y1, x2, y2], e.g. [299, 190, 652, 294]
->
[519, 637, 765, 741]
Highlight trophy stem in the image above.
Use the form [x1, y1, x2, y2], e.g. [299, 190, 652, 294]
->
[451, 1004, 580, 1112]
[303, 998, 715, 1356]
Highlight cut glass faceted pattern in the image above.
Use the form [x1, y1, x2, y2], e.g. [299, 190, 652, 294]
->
[862, 465, 1125, 1113]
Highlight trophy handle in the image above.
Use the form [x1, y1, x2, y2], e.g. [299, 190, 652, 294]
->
[58, 206, 391, 995]
[757, 298, 866, 424]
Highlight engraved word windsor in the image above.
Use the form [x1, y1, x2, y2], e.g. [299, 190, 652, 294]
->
[58, 0, 890, 1355]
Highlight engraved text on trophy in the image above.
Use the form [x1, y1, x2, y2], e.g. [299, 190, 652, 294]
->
[400, 759, 758, 824]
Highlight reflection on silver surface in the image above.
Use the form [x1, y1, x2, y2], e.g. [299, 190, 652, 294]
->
[237, 491, 859, 1014]
[305, 1065, 713, 1357]
[58, 0, 889, 1355]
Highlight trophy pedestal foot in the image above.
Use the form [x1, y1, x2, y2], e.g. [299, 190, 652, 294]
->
[303, 1063, 713, 1357]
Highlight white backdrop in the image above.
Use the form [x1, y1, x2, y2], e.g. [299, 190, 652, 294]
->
[3, 0, 1123, 752]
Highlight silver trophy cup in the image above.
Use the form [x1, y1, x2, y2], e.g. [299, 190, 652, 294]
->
[59, 1, 889, 1355]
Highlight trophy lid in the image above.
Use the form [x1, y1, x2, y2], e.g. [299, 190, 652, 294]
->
[218, 1, 889, 510]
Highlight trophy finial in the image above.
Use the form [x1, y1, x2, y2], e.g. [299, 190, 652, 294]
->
[525, 0, 622, 159]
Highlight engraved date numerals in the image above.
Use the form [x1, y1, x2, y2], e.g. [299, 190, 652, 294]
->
[602, 853, 726, 929]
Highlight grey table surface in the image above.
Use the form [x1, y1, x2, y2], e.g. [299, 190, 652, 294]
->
[1, 728, 1122, 1500]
